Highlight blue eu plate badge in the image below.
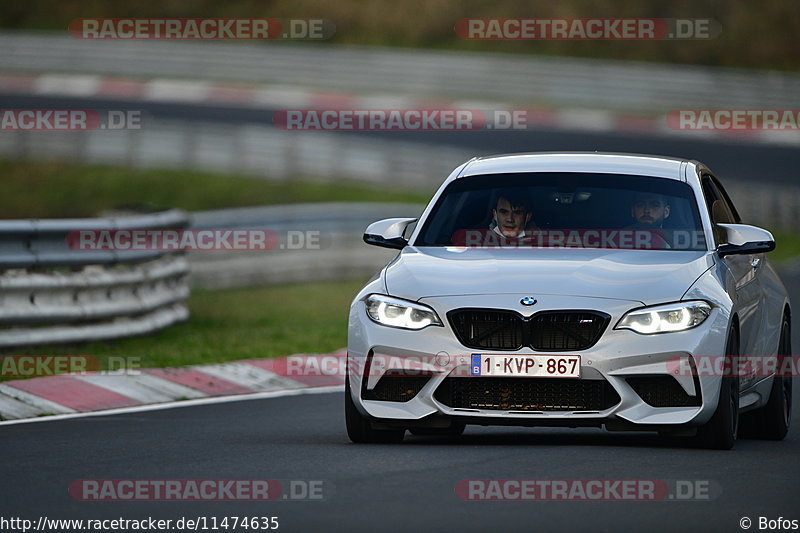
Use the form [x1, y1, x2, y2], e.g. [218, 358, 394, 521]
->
[471, 354, 482, 376]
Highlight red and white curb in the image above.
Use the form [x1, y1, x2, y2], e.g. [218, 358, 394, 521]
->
[0, 349, 346, 424]
[1, 73, 798, 146]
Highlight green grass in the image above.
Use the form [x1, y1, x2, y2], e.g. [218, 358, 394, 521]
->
[2, 280, 363, 373]
[772, 232, 800, 265]
[0, 159, 429, 218]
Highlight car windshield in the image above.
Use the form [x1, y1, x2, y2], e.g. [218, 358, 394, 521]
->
[414, 172, 707, 251]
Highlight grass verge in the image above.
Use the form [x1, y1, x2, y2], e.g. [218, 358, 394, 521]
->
[772, 232, 800, 265]
[2, 280, 364, 379]
[0, 159, 429, 218]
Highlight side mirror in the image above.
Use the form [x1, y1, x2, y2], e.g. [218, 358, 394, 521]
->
[716, 223, 775, 257]
[363, 218, 417, 250]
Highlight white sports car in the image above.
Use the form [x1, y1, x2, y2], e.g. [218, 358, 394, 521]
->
[346, 152, 791, 449]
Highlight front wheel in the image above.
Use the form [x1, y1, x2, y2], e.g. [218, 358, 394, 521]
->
[345, 372, 405, 444]
[695, 327, 740, 450]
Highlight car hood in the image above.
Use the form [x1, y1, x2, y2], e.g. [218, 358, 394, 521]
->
[384, 247, 714, 304]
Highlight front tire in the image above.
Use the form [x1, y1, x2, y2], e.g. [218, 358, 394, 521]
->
[345, 371, 405, 444]
[695, 327, 740, 450]
[740, 316, 792, 440]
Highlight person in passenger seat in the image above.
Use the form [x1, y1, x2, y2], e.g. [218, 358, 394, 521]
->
[627, 193, 672, 249]
[630, 193, 671, 228]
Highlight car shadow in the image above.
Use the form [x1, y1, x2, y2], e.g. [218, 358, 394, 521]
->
[402, 429, 691, 449]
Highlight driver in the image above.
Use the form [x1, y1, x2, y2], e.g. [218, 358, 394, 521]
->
[490, 190, 534, 238]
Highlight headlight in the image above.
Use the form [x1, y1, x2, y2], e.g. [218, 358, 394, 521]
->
[615, 301, 711, 334]
[364, 294, 442, 330]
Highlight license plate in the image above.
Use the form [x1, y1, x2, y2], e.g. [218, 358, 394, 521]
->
[470, 354, 580, 378]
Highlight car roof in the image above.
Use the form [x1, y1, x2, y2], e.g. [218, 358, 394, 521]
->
[459, 152, 689, 181]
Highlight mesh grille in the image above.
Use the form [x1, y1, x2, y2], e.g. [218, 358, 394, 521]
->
[448, 309, 524, 350]
[626, 376, 701, 407]
[448, 309, 609, 351]
[434, 377, 621, 411]
[529, 312, 609, 350]
[363, 370, 432, 402]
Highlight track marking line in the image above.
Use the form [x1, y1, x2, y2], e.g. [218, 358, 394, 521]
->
[0, 385, 343, 426]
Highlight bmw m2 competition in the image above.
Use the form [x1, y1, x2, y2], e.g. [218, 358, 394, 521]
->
[346, 152, 791, 449]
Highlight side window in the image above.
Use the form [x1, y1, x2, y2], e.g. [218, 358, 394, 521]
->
[701, 175, 735, 224]
[710, 176, 742, 223]
[702, 174, 739, 246]
[700, 176, 718, 217]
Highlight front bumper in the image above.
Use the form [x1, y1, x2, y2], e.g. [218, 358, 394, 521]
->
[347, 293, 730, 429]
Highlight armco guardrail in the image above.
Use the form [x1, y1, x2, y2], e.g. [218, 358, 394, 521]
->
[1, 31, 799, 113]
[1, 118, 798, 232]
[187, 203, 423, 289]
[0, 209, 190, 347]
[0, 118, 474, 191]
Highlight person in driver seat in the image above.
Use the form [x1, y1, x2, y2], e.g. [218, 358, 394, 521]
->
[490, 190, 535, 238]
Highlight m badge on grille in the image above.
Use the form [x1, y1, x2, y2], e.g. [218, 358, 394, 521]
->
[520, 297, 538, 306]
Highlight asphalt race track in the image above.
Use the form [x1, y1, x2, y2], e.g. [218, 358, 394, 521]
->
[1, 273, 798, 533]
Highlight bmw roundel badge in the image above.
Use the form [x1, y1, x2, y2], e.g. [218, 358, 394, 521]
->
[520, 297, 538, 306]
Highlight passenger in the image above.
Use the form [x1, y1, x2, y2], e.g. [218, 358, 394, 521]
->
[628, 193, 672, 249]
[630, 193, 671, 228]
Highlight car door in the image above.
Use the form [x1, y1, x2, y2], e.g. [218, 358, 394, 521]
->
[702, 174, 765, 389]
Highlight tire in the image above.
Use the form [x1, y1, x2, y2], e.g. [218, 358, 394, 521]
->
[345, 371, 405, 444]
[740, 316, 792, 440]
[410, 423, 465, 438]
[695, 327, 740, 450]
